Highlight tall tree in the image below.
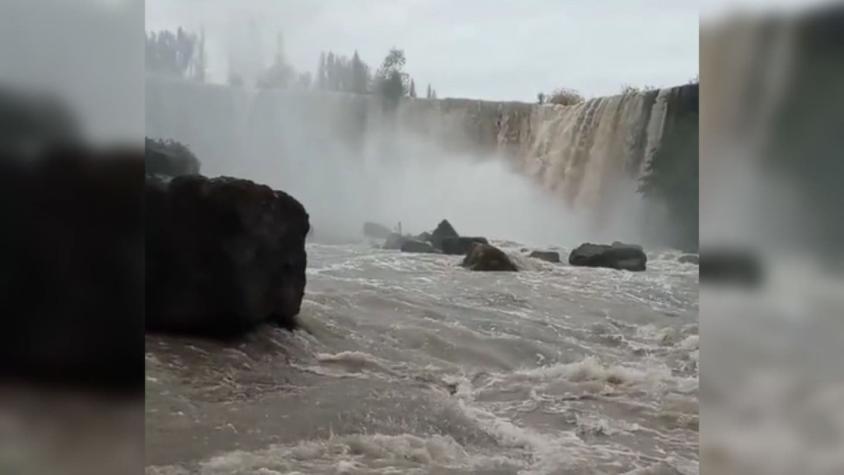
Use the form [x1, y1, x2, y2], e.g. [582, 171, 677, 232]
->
[409, 79, 417, 98]
[426, 83, 432, 99]
[146, 28, 201, 78]
[431, 88, 437, 99]
[374, 48, 408, 105]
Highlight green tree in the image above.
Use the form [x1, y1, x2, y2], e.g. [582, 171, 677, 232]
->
[374, 48, 408, 105]
[146, 27, 205, 80]
[409, 79, 417, 98]
[351, 50, 369, 94]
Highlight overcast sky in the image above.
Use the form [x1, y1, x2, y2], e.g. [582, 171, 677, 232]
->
[146, 0, 699, 101]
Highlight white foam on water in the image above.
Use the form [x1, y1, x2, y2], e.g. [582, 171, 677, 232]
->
[149, 433, 523, 474]
[514, 355, 674, 390]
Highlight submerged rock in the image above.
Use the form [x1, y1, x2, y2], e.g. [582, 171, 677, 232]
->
[145, 137, 200, 178]
[146, 175, 310, 337]
[462, 243, 518, 271]
[400, 239, 439, 254]
[568, 242, 647, 271]
[363, 221, 392, 239]
[529, 250, 561, 263]
[440, 236, 489, 255]
[430, 219, 459, 249]
[678, 254, 699, 265]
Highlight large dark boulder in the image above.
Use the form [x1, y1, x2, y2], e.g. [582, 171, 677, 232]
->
[145, 138, 200, 178]
[568, 242, 647, 271]
[430, 219, 459, 249]
[400, 239, 439, 254]
[462, 243, 518, 271]
[440, 236, 489, 255]
[0, 146, 144, 392]
[363, 221, 392, 239]
[529, 250, 561, 263]
[146, 175, 310, 337]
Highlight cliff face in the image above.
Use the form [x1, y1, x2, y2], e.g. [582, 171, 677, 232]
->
[146, 78, 698, 247]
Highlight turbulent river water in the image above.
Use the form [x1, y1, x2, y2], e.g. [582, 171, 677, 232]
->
[146, 241, 698, 475]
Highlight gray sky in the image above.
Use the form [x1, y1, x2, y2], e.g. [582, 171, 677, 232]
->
[146, 0, 699, 101]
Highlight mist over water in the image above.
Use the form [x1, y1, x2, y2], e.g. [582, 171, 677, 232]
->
[147, 79, 680, 247]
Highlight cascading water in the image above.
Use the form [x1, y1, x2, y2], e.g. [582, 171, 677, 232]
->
[146, 77, 696, 246]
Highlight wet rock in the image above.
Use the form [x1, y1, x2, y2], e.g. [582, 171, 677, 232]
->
[440, 236, 489, 255]
[700, 247, 763, 287]
[678, 254, 699, 265]
[529, 250, 561, 263]
[430, 219, 459, 249]
[612, 240, 643, 251]
[400, 239, 439, 254]
[568, 242, 647, 271]
[0, 147, 144, 391]
[462, 243, 518, 271]
[145, 137, 200, 178]
[146, 175, 310, 337]
[363, 221, 392, 239]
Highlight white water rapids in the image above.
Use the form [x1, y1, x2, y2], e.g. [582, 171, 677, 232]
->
[146, 242, 698, 474]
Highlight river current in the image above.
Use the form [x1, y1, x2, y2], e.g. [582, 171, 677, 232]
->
[146, 241, 698, 475]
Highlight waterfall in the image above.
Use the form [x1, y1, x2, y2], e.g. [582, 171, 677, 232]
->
[146, 77, 696, 246]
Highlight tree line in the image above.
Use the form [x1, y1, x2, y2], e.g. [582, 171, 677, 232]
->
[145, 27, 439, 102]
[146, 28, 207, 82]
[314, 48, 436, 102]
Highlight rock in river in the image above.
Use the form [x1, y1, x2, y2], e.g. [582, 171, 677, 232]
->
[430, 219, 459, 249]
[462, 243, 518, 271]
[440, 236, 489, 255]
[146, 174, 310, 337]
[568, 242, 647, 271]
